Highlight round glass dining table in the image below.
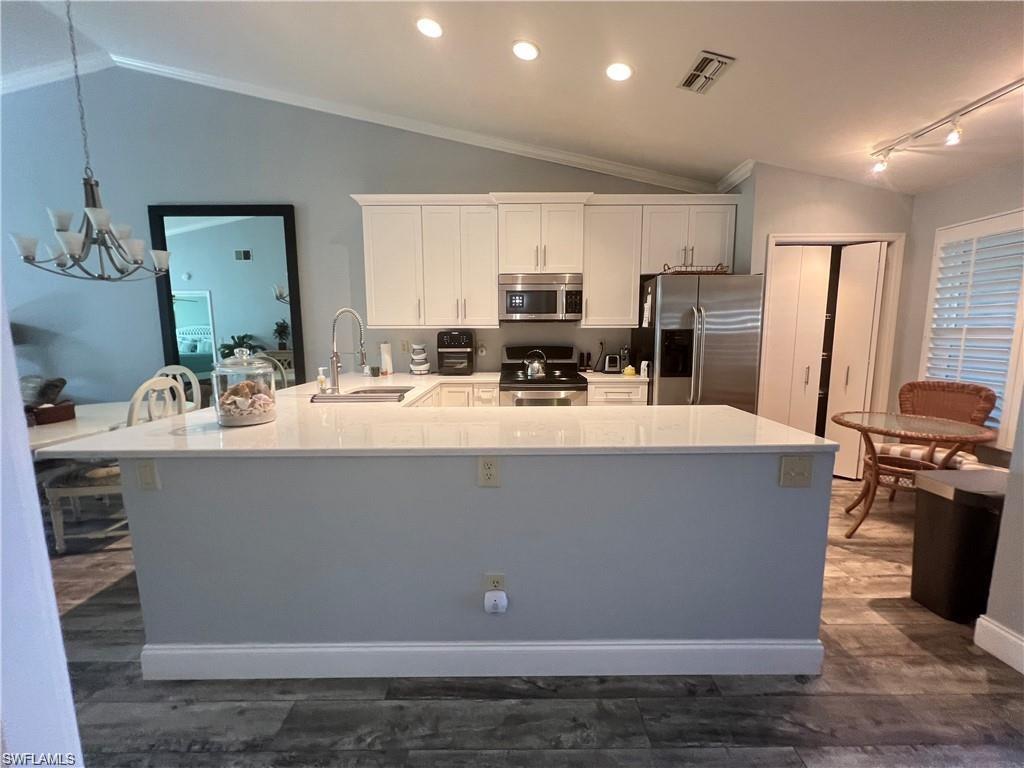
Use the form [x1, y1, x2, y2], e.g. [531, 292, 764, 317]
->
[830, 411, 997, 538]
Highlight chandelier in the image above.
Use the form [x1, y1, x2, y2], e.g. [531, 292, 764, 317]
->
[273, 284, 290, 304]
[8, 0, 169, 281]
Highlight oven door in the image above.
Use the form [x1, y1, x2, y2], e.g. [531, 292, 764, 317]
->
[499, 286, 565, 321]
[499, 389, 587, 406]
[438, 349, 474, 375]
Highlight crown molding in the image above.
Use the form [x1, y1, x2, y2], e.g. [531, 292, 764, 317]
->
[716, 159, 756, 192]
[108, 54, 715, 193]
[0, 51, 113, 95]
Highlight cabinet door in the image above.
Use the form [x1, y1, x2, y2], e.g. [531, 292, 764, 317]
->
[790, 246, 831, 434]
[688, 205, 735, 269]
[363, 206, 423, 326]
[439, 384, 473, 407]
[541, 203, 584, 273]
[826, 242, 885, 478]
[758, 246, 802, 423]
[473, 384, 499, 406]
[421, 206, 461, 327]
[460, 206, 499, 327]
[641, 205, 688, 274]
[498, 204, 541, 273]
[582, 206, 642, 327]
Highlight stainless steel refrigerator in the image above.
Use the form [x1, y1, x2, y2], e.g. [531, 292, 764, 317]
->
[631, 274, 764, 412]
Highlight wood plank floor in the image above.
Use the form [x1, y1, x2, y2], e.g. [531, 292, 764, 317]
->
[51, 480, 1024, 767]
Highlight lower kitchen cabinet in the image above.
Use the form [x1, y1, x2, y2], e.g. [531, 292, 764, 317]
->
[588, 381, 649, 405]
[439, 383, 474, 408]
[473, 384, 499, 406]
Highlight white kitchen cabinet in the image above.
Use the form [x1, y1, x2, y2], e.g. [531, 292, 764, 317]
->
[460, 207, 499, 327]
[421, 206, 461, 327]
[498, 203, 583, 274]
[640, 205, 735, 273]
[688, 205, 736, 269]
[582, 206, 642, 328]
[363, 206, 423, 326]
[759, 245, 830, 434]
[588, 381, 648, 405]
[641, 205, 689, 274]
[365, 205, 497, 329]
[824, 243, 885, 478]
[760, 242, 886, 479]
[473, 384, 499, 406]
[439, 383, 474, 408]
[540, 203, 585, 272]
[498, 204, 542, 273]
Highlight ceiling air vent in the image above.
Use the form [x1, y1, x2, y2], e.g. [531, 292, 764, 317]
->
[677, 50, 735, 94]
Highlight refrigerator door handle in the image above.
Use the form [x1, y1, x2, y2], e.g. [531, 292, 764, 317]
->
[697, 305, 707, 404]
[690, 305, 701, 404]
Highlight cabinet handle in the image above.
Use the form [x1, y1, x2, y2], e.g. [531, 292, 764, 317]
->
[463, 298, 467, 319]
[584, 297, 588, 318]
[542, 244, 547, 267]
[417, 298, 421, 320]
[455, 299, 460, 319]
[804, 365, 810, 385]
[535, 245, 540, 268]
[845, 365, 850, 387]
[689, 245, 695, 266]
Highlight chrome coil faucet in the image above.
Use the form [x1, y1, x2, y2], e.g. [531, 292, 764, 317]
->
[329, 307, 369, 391]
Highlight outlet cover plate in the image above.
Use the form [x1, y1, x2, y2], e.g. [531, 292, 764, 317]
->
[779, 455, 813, 488]
[477, 457, 500, 487]
[484, 572, 506, 591]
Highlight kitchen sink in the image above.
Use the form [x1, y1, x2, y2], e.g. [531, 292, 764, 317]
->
[310, 386, 415, 403]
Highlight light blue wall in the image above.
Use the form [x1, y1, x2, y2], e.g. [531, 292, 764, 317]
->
[167, 216, 288, 350]
[2, 67, 673, 400]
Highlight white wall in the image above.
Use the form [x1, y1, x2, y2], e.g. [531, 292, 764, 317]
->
[892, 161, 1024, 393]
[2, 66, 671, 401]
[747, 163, 913, 275]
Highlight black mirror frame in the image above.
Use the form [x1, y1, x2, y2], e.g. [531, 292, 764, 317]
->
[148, 203, 305, 384]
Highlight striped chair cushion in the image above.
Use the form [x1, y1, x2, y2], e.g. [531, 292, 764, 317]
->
[876, 442, 978, 468]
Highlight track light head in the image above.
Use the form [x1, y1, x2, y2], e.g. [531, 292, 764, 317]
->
[871, 151, 890, 174]
[945, 119, 963, 146]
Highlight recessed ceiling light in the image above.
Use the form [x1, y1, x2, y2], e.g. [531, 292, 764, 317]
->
[416, 18, 443, 38]
[606, 62, 633, 81]
[512, 40, 540, 61]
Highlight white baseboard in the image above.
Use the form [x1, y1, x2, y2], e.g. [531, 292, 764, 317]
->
[975, 615, 1024, 673]
[141, 639, 823, 680]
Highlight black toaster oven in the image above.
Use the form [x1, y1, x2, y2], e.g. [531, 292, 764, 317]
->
[437, 330, 475, 375]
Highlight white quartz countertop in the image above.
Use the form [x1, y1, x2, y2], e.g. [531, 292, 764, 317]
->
[38, 380, 836, 458]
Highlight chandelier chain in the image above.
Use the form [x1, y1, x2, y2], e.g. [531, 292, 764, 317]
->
[65, 0, 93, 179]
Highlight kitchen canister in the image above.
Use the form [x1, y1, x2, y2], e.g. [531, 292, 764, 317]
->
[213, 348, 276, 427]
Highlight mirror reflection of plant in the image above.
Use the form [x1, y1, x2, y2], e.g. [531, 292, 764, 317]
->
[273, 319, 290, 350]
[218, 334, 266, 359]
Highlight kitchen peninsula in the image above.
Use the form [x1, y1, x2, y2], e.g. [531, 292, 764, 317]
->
[39, 381, 837, 680]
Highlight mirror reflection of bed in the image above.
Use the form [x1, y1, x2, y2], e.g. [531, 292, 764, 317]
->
[151, 205, 305, 395]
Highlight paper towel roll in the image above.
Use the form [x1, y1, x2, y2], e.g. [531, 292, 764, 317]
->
[380, 343, 393, 376]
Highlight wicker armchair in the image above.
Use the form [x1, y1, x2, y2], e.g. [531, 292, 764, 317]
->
[879, 380, 997, 498]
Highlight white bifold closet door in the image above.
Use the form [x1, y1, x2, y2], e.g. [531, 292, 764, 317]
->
[759, 245, 831, 432]
[825, 242, 886, 478]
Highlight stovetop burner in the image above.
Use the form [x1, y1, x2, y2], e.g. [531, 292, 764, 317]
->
[499, 344, 587, 390]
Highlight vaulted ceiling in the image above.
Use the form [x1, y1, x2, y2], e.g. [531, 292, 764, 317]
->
[3, 1, 1022, 194]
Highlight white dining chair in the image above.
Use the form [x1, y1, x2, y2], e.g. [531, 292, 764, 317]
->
[255, 352, 288, 391]
[156, 364, 201, 411]
[43, 377, 185, 554]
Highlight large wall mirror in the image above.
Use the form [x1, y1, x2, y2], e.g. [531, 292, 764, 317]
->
[150, 204, 305, 387]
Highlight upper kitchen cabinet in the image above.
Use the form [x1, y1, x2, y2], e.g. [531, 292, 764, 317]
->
[498, 203, 584, 274]
[363, 206, 423, 327]
[459, 206, 499, 327]
[582, 206, 642, 327]
[421, 206, 462, 327]
[640, 204, 735, 273]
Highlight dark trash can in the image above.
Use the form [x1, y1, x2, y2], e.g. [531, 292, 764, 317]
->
[911, 469, 1006, 624]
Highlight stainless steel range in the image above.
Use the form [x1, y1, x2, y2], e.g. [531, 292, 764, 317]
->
[499, 344, 588, 406]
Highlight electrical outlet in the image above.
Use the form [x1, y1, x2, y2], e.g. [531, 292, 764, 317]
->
[477, 457, 500, 487]
[136, 460, 161, 491]
[400, 339, 410, 353]
[484, 572, 506, 591]
[779, 455, 813, 488]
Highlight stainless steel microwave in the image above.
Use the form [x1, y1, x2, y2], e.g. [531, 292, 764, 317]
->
[498, 273, 583, 321]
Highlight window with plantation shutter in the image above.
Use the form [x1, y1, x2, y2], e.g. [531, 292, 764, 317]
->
[922, 210, 1024, 449]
